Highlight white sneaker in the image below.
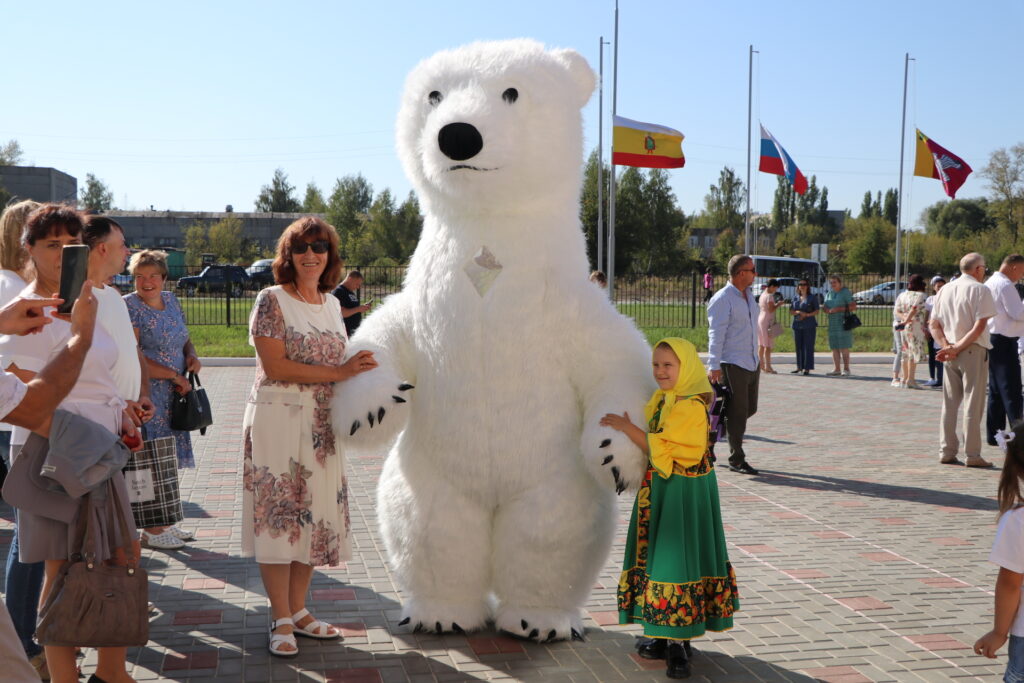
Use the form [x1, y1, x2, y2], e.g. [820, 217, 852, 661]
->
[891, 379, 902, 387]
[167, 525, 195, 541]
[841, 369, 851, 377]
[141, 530, 186, 550]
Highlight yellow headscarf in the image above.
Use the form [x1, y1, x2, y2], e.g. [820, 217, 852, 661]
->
[643, 338, 712, 430]
[643, 338, 713, 478]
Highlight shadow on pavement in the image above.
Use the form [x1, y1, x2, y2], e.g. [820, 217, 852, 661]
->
[748, 469, 998, 511]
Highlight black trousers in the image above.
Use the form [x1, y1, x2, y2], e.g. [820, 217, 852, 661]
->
[721, 363, 760, 465]
[987, 333, 1023, 441]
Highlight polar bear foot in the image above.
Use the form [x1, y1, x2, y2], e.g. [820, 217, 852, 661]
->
[395, 597, 489, 635]
[495, 605, 585, 643]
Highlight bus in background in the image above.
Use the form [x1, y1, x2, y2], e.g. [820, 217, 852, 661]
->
[749, 256, 827, 303]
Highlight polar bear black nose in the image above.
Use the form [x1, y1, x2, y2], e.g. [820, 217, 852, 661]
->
[438, 123, 483, 161]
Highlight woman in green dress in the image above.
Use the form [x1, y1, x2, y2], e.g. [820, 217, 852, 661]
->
[601, 338, 738, 680]
[822, 275, 857, 376]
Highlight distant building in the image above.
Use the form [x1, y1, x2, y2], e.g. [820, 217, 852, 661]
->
[0, 166, 77, 204]
[105, 210, 317, 251]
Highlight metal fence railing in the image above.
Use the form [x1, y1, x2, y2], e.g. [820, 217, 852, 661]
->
[127, 264, 909, 329]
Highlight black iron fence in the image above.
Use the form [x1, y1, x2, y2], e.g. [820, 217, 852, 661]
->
[135, 264, 914, 329]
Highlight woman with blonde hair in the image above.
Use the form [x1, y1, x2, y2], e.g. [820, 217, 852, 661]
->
[0, 198, 46, 677]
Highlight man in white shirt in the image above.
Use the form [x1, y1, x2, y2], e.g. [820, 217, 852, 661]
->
[930, 252, 998, 467]
[82, 216, 154, 428]
[985, 254, 1024, 445]
[0, 283, 97, 681]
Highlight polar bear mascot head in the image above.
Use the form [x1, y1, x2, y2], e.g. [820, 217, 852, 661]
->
[397, 38, 595, 220]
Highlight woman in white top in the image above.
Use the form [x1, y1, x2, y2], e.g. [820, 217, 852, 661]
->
[3, 204, 137, 683]
[243, 217, 377, 657]
[0, 199, 44, 675]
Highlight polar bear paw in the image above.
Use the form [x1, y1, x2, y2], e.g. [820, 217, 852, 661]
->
[394, 597, 489, 635]
[581, 427, 648, 495]
[495, 606, 585, 643]
[331, 366, 413, 448]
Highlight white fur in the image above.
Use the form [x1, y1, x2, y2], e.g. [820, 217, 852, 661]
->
[332, 39, 654, 641]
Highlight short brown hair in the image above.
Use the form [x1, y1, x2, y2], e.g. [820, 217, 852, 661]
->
[128, 249, 169, 279]
[727, 254, 752, 277]
[81, 215, 123, 250]
[1003, 254, 1024, 267]
[272, 216, 342, 292]
[0, 200, 40, 271]
[22, 203, 83, 246]
[907, 274, 926, 292]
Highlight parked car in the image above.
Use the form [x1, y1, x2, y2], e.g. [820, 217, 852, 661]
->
[751, 277, 826, 304]
[246, 258, 275, 289]
[852, 281, 907, 305]
[176, 265, 250, 296]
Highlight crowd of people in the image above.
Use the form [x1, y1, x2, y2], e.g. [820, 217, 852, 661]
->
[4, 200, 1024, 681]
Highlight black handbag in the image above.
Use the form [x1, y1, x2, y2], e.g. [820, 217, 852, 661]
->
[35, 481, 149, 647]
[170, 372, 213, 435]
[123, 427, 182, 528]
[843, 304, 862, 331]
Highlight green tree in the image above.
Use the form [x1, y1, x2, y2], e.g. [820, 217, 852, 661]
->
[610, 167, 647, 274]
[80, 173, 114, 211]
[302, 182, 327, 214]
[183, 223, 210, 266]
[711, 229, 739, 272]
[882, 188, 899, 225]
[255, 168, 301, 213]
[392, 191, 424, 262]
[860, 191, 875, 218]
[326, 174, 374, 259]
[771, 176, 796, 229]
[0, 140, 23, 166]
[981, 143, 1024, 241]
[700, 166, 745, 232]
[843, 216, 895, 273]
[580, 149, 610, 269]
[922, 198, 994, 239]
[638, 169, 687, 272]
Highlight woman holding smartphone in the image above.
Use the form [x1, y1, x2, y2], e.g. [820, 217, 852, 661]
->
[2, 204, 138, 683]
[790, 280, 819, 375]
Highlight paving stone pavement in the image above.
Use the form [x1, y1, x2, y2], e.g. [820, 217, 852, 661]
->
[0, 362, 1010, 682]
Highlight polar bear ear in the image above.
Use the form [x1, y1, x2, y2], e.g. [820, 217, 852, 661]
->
[551, 48, 596, 109]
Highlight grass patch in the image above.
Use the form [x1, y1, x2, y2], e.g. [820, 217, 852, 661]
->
[638, 326, 896, 353]
[188, 325, 253, 357]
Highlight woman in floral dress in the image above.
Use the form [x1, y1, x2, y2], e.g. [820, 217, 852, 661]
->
[243, 217, 378, 658]
[894, 274, 929, 389]
[124, 250, 201, 549]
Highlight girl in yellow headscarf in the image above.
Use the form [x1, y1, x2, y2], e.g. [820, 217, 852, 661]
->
[601, 338, 739, 679]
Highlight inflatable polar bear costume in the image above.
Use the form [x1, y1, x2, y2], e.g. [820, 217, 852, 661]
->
[332, 39, 654, 642]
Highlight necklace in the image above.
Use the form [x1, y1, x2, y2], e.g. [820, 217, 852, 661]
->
[292, 284, 324, 311]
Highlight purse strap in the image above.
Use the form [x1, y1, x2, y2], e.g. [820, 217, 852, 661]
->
[188, 372, 202, 388]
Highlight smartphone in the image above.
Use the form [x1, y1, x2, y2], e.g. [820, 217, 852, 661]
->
[363, 298, 375, 306]
[57, 245, 90, 314]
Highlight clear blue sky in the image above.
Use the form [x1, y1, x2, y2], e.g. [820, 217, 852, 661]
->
[6, 1, 1021, 230]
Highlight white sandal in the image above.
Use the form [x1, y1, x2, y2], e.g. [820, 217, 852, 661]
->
[291, 608, 341, 640]
[269, 617, 298, 657]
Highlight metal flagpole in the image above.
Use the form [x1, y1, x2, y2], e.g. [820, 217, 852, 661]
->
[597, 36, 604, 278]
[608, 1, 619, 298]
[744, 44, 754, 255]
[895, 53, 912, 292]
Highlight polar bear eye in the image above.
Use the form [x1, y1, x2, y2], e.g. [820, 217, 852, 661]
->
[428, 91, 443, 106]
[502, 88, 518, 104]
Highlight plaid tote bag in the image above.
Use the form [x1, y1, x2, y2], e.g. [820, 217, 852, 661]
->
[122, 431, 183, 528]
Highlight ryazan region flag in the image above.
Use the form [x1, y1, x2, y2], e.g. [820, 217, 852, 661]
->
[759, 124, 808, 195]
[612, 116, 685, 169]
[914, 129, 973, 199]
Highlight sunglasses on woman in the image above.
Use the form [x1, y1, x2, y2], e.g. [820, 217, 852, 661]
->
[292, 239, 330, 254]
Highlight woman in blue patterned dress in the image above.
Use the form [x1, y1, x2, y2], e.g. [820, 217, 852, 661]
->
[124, 250, 200, 548]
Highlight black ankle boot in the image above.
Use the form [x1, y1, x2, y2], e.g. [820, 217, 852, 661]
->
[636, 636, 667, 659]
[665, 642, 691, 679]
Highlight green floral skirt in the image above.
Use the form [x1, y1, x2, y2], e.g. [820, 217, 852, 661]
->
[617, 453, 739, 640]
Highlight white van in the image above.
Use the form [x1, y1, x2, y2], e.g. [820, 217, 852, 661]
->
[749, 256, 827, 303]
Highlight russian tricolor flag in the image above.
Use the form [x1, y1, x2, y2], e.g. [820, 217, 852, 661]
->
[759, 124, 807, 195]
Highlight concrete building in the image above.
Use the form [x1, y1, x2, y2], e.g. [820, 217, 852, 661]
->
[0, 166, 77, 204]
[105, 210, 315, 251]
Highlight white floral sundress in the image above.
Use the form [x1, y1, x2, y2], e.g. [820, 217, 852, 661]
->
[242, 286, 351, 566]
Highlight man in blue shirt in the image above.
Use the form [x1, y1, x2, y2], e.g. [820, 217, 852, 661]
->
[707, 254, 761, 475]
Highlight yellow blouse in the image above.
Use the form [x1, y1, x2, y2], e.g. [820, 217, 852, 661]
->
[647, 396, 709, 479]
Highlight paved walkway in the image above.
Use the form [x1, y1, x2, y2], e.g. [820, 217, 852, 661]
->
[0, 363, 1008, 682]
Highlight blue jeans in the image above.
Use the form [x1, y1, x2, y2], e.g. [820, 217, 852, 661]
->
[1, 433, 43, 659]
[793, 326, 816, 370]
[1006, 635, 1024, 682]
